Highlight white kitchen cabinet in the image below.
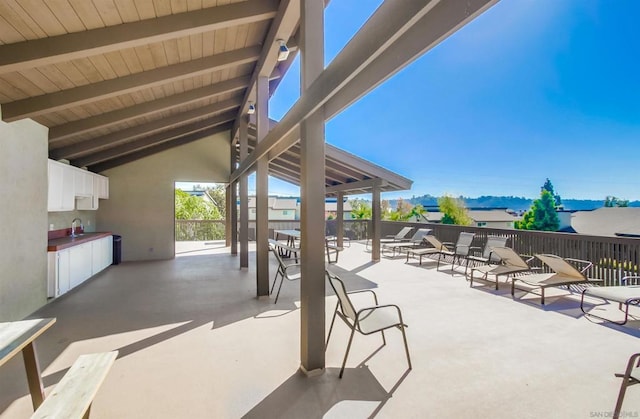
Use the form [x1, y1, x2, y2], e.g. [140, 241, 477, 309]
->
[76, 195, 99, 210]
[47, 160, 109, 211]
[91, 236, 113, 275]
[48, 235, 113, 298]
[95, 174, 109, 199]
[69, 242, 92, 289]
[47, 160, 75, 211]
[47, 249, 70, 297]
[74, 169, 94, 197]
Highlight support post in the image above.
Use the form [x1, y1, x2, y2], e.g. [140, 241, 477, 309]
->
[372, 185, 381, 261]
[239, 117, 249, 268]
[225, 186, 231, 247]
[336, 192, 344, 248]
[255, 75, 270, 296]
[230, 180, 238, 255]
[299, 0, 325, 375]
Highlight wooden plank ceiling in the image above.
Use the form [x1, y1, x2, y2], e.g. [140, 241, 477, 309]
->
[0, 0, 412, 194]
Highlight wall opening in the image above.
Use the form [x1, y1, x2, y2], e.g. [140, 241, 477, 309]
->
[174, 182, 227, 255]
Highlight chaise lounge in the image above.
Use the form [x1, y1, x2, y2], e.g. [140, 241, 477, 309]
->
[511, 254, 603, 305]
[469, 246, 535, 290]
[580, 276, 640, 325]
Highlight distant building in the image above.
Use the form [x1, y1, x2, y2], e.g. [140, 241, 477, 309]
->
[418, 208, 519, 229]
[571, 208, 640, 237]
[324, 198, 353, 220]
[242, 196, 353, 221]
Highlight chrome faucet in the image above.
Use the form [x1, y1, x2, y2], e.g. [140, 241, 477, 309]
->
[71, 218, 83, 237]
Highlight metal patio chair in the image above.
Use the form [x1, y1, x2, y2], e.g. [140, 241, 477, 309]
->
[269, 239, 301, 304]
[325, 270, 412, 378]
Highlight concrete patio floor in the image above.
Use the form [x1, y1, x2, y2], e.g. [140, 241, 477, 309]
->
[1, 241, 640, 418]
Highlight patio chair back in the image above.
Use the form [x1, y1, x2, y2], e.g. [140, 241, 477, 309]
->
[536, 254, 586, 279]
[411, 228, 432, 243]
[393, 226, 413, 240]
[424, 235, 448, 251]
[326, 271, 358, 321]
[482, 236, 509, 262]
[489, 247, 531, 269]
[455, 232, 475, 257]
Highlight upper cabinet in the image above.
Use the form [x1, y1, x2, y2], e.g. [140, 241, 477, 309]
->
[48, 160, 75, 211]
[74, 169, 94, 197]
[95, 174, 109, 199]
[47, 159, 109, 212]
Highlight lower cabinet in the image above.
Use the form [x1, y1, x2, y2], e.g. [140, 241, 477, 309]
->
[47, 235, 113, 298]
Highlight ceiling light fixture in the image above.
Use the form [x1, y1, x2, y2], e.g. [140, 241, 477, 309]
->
[276, 39, 289, 62]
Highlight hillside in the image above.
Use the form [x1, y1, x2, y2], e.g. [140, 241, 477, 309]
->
[391, 195, 640, 211]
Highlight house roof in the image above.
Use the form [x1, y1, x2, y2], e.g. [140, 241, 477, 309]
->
[571, 208, 640, 237]
[468, 210, 518, 223]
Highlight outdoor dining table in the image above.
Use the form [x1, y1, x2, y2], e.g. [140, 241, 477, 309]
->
[0, 318, 56, 410]
[273, 229, 301, 261]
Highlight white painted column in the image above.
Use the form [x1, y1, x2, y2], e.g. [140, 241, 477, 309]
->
[299, 0, 325, 375]
[255, 76, 270, 296]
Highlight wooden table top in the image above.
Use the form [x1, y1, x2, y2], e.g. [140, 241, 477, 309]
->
[0, 318, 56, 367]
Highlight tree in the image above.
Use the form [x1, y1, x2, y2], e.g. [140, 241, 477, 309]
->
[515, 190, 559, 231]
[604, 196, 629, 207]
[438, 195, 472, 226]
[388, 197, 413, 221]
[350, 199, 372, 219]
[205, 185, 227, 218]
[409, 204, 426, 222]
[542, 178, 563, 209]
[175, 189, 221, 220]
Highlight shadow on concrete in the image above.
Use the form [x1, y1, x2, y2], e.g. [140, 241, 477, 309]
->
[242, 365, 410, 419]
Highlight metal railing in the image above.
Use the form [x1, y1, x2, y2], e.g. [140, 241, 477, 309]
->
[175, 220, 226, 241]
[175, 219, 370, 242]
[379, 221, 640, 286]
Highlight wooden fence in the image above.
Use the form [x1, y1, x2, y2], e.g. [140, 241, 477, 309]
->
[380, 221, 640, 286]
[175, 219, 640, 285]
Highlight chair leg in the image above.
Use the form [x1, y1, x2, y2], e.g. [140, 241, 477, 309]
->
[274, 275, 285, 304]
[614, 353, 640, 418]
[340, 325, 357, 379]
[325, 302, 339, 350]
[270, 269, 281, 295]
[381, 330, 387, 346]
[541, 288, 545, 305]
[400, 324, 412, 370]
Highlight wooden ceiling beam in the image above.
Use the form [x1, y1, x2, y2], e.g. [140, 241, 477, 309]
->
[88, 123, 233, 173]
[48, 76, 250, 144]
[0, 0, 278, 74]
[231, 0, 301, 140]
[52, 100, 241, 160]
[73, 113, 235, 167]
[3, 47, 260, 121]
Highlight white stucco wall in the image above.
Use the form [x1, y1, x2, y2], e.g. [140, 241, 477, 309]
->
[97, 132, 230, 261]
[0, 109, 49, 321]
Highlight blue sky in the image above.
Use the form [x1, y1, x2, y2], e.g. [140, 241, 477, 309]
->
[264, 0, 640, 201]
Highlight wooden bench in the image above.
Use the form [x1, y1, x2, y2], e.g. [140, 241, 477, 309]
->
[32, 351, 118, 419]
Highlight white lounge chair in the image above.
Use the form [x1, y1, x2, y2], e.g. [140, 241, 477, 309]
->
[511, 254, 603, 305]
[469, 246, 535, 290]
[581, 276, 640, 325]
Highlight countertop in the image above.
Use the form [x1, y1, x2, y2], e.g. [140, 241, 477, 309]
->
[47, 232, 112, 251]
